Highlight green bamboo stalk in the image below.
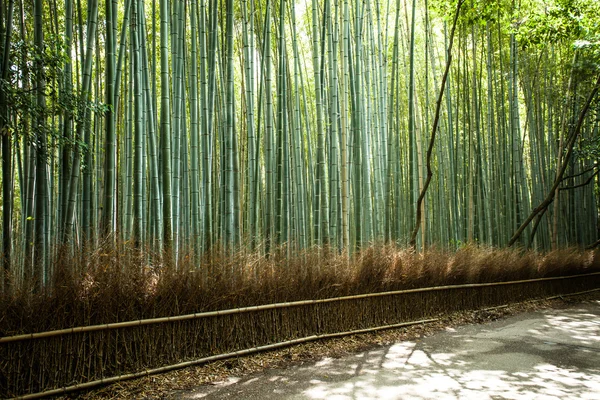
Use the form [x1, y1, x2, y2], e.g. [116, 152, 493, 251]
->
[131, 0, 143, 245]
[64, 0, 99, 244]
[189, 0, 200, 252]
[312, 0, 329, 246]
[288, 0, 307, 250]
[263, 0, 274, 252]
[224, 0, 236, 248]
[33, 0, 48, 287]
[160, 0, 173, 253]
[139, 0, 162, 247]
[1, 0, 15, 286]
[102, 0, 116, 238]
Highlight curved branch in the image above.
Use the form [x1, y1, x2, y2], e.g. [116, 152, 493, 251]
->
[560, 164, 598, 182]
[586, 239, 600, 250]
[409, 0, 465, 249]
[508, 73, 600, 247]
[559, 169, 600, 191]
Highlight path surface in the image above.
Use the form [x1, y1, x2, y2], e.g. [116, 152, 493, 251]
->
[174, 301, 600, 399]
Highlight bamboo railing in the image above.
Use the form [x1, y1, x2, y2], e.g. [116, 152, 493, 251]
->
[2, 272, 599, 399]
[3, 272, 599, 343]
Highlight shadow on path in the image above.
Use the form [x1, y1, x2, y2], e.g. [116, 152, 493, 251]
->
[173, 301, 600, 399]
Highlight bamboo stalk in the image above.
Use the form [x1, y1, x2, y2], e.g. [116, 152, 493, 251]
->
[3, 271, 599, 343]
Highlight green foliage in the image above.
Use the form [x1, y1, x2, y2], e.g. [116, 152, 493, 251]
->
[574, 135, 600, 162]
[1, 34, 69, 126]
[430, 0, 506, 27]
[572, 43, 600, 77]
[461, 0, 505, 26]
[517, 0, 600, 50]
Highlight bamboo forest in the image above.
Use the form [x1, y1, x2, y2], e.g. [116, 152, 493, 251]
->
[3, 0, 599, 287]
[1, 0, 600, 397]
[0, 0, 598, 279]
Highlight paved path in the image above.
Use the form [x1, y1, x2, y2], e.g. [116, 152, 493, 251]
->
[176, 301, 600, 399]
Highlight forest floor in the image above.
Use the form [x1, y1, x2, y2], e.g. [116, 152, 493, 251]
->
[63, 292, 600, 399]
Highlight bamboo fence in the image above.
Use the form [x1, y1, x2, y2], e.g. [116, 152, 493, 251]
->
[2, 272, 599, 399]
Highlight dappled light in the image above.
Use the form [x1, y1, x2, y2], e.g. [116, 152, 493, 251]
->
[183, 301, 600, 399]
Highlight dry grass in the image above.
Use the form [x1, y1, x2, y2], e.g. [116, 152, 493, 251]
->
[1, 244, 599, 335]
[0, 243, 599, 398]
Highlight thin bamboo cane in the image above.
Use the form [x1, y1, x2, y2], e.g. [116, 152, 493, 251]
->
[3, 271, 599, 343]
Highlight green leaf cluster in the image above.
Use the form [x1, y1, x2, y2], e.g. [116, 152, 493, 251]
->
[517, 0, 600, 50]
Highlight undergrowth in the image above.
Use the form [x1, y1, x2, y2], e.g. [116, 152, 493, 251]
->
[1, 243, 598, 336]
